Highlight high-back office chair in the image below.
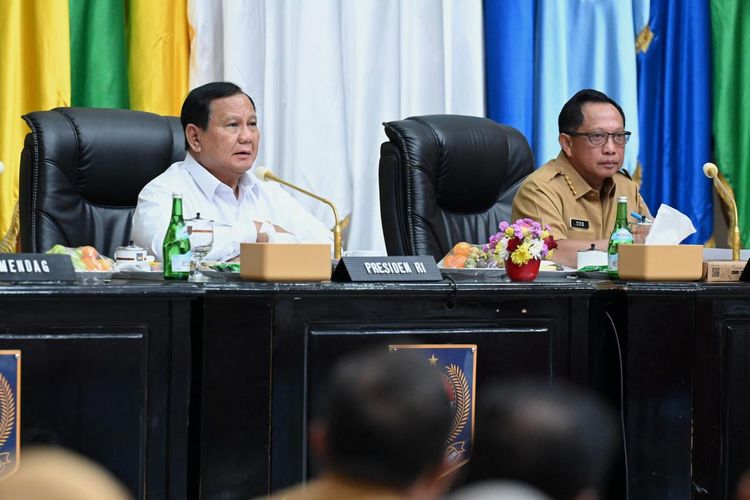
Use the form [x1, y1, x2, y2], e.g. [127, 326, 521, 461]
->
[19, 108, 185, 257]
[378, 115, 534, 260]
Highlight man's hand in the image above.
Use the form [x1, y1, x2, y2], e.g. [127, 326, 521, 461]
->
[253, 220, 292, 242]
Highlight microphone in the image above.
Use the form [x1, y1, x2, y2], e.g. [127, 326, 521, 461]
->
[253, 166, 342, 259]
[703, 162, 741, 260]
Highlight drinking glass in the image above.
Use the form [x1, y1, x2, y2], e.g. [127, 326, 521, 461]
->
[186, 214, 214, 282]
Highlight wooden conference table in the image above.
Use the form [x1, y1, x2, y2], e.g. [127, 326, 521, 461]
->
[0, 273, 747, 500]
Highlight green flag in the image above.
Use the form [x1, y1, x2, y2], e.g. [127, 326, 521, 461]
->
[711, 0, 750, 245]
[69, 0, 128, 108]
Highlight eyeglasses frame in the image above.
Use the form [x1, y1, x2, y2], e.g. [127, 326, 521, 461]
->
[564, 130, 632, 146]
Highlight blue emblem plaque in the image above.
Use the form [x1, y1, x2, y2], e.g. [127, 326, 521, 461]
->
[389, 344, 476, 471]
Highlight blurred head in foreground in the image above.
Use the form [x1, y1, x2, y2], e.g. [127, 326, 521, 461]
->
[0, 445, 132, 500]
[736, 470, 750, 500]
[464, 380, 618, 500]
[306, 348, 454, 496]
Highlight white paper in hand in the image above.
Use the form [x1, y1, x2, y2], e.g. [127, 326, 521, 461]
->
[644, 204, 697, 244]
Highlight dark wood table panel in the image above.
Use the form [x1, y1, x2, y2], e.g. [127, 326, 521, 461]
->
[0, 284, 196, 500]
[624, 286, 696, 500]
[694, 290, 750, 499]
[196, 293, 274, 500]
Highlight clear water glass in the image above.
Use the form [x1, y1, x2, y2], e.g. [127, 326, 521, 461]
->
[186, 214, 214, 282]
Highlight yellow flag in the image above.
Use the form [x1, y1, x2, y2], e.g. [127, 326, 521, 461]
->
[128, 0, 190, 116]
[0, 1, 71, 237]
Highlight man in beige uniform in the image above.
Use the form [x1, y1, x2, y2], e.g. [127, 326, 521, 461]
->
[512, 89, 651, 268]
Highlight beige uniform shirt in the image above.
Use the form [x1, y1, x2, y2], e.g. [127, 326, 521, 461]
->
[267, 476, 404, 500]
[511, 151, 651, 241]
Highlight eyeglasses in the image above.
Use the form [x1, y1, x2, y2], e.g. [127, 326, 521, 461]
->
[565, 131, 631, 146]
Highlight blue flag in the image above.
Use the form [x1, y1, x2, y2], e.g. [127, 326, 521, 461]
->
[535, 0, 642, 172]
[0, 350, 20, 479]
[637, 1, 713, 243]
[389, 344, 476, 470]
[484, 0, 536, 146]
[485, 1, 645, 173]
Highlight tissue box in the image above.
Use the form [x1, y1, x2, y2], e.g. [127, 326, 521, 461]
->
[240, 243, 331, 281]
[618, 244, 703, 281]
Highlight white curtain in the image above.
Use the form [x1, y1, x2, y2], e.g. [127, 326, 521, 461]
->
[188, 0, 485, 252]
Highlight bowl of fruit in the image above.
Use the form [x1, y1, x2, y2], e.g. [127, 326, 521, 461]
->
[438, 242, 503, 271]
[46, 245, 118, 283]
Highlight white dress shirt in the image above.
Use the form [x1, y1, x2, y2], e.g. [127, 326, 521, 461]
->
[132, 153, 333, 261]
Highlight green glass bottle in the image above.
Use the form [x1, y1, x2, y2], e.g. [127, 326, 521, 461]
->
[163, 193, 191, 280]
[607, 195, 634, 278]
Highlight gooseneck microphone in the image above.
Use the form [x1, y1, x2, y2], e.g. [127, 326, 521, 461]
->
[703, 162, 741, 261]
[253, 166, 342, 259]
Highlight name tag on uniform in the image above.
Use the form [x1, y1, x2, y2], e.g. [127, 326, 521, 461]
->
[570, 218, 589, 229]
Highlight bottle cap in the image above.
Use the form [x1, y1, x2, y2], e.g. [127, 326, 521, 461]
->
[617, 195, 628, 202]
[172, 193, 183, 198]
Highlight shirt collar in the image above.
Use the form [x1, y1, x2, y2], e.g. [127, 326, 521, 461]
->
[184, 152, 259, 199]
[551, 151, 616, 199]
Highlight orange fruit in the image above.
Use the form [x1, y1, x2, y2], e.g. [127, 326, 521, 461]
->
[442, 255, 458, 268]
[452, 242, 473, 257]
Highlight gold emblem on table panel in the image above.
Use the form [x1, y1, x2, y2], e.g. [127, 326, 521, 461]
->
[0, 350, 20, 479]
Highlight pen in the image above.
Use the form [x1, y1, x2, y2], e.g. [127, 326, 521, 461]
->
[630, 212, 652, 223]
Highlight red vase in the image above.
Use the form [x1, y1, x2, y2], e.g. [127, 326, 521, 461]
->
[505, 258, 541, 282]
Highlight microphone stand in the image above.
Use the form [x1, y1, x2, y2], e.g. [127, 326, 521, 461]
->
[259, 171, 342, 260]
[704, 163, 741, 261]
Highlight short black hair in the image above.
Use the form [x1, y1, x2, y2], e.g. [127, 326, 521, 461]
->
[465, 380, 618, 500]
[558, 89, 626, 133]
[323, 348, 452, 490]
[180, 81, 255, 149]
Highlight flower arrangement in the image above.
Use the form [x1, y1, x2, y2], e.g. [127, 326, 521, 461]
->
[485, 218, 557, 266]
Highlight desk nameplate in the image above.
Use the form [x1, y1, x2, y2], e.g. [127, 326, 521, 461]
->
[333, 256, 442, 282]
[0, 254, 76, 282]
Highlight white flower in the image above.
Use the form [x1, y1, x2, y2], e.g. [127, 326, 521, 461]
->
[497, 238, 510, 260]
[528, 239, 544, 259]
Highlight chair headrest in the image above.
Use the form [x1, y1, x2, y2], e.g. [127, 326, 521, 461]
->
[23, 107, 184, 207]
[383, 115, 532, 213]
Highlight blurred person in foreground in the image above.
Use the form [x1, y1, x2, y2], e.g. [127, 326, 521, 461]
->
[512, 89, 651, 268]
[0, 445, 132, 500]
[736, 470, 750, 500]
[453, 380, 618, 500]
[269, 348, 454, 499]
[132, 81, 332, 262]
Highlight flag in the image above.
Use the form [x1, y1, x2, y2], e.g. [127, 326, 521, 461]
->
[638, 1, 713, 244]
[128, 0, 190, 115]
[711, 0, 750, 246]
[483, 0, 536, 146]
[535, 0, 641, 172]
[69, 0, 129, 108]
[389, 344, 476, 471]
[0, 1, 71, 240]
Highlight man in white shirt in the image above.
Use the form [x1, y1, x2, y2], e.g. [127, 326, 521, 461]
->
[132, 81, 333, 261]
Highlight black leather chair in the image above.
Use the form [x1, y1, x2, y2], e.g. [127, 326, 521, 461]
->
[19, 108, 185, 257]
[378, 115, 534, 260]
